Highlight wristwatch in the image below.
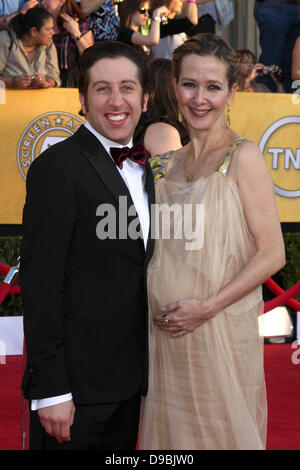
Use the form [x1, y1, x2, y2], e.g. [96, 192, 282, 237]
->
[75, 33, 84, 41]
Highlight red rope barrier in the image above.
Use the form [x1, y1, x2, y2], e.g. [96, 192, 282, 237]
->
[0, 261, 21, 305]
[9, 285, 21, 294]
[264, 278, 300, 312]
[0, 282, 11, 304]
[0, 283, 21, 304]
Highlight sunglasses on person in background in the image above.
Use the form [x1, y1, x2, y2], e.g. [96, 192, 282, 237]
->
[138, 8, 151, 15]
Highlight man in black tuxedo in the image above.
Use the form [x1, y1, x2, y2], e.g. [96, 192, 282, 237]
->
[20, 41, 155, 450]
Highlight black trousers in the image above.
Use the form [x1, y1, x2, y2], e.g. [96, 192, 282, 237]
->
[29, 393, 141, 450]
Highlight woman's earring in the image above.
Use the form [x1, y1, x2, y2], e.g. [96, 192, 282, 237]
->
[178, 109, 183, 123]
[226, 104, 231, 127]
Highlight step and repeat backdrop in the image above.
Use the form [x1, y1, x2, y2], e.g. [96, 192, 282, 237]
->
[0, 89, 299, 224]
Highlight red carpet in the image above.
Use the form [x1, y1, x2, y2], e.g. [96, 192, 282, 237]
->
[0, 356, 23, 450]
[0, 344, 300, 450]
[264, 343, 300, 450]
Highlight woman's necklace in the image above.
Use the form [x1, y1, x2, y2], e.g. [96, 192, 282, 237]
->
[184, 149, 205, 182]
[184, 130, 228, 182]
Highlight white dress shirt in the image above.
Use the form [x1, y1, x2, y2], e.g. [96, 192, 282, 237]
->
[31, 121, 150, 410]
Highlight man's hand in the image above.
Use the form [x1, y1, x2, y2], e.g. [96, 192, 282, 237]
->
[38, 400, 75, 444]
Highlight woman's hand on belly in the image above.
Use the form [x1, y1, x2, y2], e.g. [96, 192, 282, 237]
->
[153, 299, 215, 338]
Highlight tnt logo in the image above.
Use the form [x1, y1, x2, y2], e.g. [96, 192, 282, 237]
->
[259, 117, 300, 198]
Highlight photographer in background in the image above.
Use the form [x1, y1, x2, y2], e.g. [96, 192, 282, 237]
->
[236, 49, 284, 93]
[0, 0, 38, 30]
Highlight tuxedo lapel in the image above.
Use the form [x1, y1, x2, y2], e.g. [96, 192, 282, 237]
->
[76, 125, 153, 253]
[77, 126, 135, 210]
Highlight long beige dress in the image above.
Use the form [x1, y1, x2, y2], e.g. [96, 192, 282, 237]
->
[139, 140, 267, 450]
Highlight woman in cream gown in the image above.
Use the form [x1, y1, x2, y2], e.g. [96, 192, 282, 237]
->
[139, 34, 286, 450]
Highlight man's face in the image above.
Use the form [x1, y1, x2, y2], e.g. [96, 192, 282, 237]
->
[80, 57, 148, 145]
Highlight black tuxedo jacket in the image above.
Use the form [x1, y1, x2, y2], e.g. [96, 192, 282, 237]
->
[20, 125, 155, 405]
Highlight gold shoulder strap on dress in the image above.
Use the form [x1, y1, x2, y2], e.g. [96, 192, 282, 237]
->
[218, 138, 246, 175]
[150, 151, 172, 181]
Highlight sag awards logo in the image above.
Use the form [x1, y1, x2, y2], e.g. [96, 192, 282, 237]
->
[259, 116, 300, 198]
[17, 112, 84, 180]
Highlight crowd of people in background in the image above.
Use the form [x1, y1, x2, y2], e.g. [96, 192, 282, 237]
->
[0, 0, 299, 94]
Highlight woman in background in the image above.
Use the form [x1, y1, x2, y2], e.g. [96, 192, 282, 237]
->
[135, 58, 189, 158]
[0, 6, 60, 88]
[42, 0, 93, 87]
[118, 0, 169, 54]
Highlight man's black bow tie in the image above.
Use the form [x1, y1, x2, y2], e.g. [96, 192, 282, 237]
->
[110, 142, 147, 169]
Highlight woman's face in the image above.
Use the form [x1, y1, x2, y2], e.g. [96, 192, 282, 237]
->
[131, 2, 151, 28]
[174, 54, 236, 133]
[239, 54, 256, 78]
[33, 17, 55, 46]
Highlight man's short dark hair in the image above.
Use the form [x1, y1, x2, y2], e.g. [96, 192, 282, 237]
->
[79, 41, 149, 101]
